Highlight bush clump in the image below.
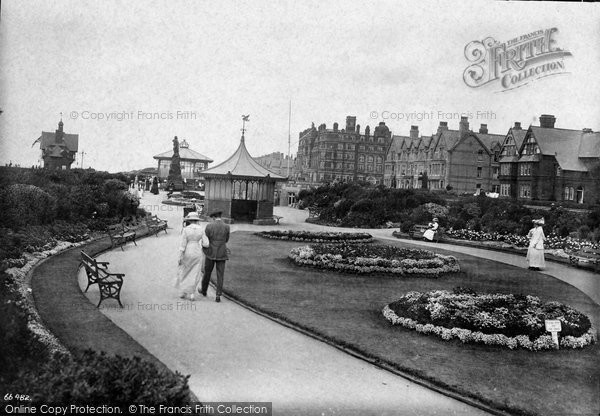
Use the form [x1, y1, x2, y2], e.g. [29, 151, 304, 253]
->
[7, 349, 191, 405]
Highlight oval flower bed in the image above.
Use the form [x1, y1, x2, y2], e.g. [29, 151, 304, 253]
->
[257, 230, 374, 243]
[383, 288, 596, 350]
[289, 243, 459, 276]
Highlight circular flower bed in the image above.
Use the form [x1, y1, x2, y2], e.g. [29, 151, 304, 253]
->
[383, 288, 596, 350]
[289, 243, 459, 276]
[257, 230, 374, 243]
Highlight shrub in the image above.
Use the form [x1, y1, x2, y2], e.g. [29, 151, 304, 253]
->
[8, 349, 191, 405]
[0, 184, 57, 228]
[0, 272, 35, 381]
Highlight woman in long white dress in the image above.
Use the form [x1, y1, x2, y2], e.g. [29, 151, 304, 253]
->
[175, 212, 205, 300]
[423, 218, 439, 241]
[527, 218, 546, 270]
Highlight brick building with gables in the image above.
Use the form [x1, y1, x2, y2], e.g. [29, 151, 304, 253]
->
[498, 114, 600, 204]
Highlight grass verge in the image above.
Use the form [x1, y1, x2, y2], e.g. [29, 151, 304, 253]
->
[224, 232, 599, 416]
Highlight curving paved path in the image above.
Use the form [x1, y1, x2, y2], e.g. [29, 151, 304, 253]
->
[80, 192, 598, 415]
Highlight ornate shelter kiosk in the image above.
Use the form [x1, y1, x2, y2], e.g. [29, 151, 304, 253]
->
[199, 120, 287, 224]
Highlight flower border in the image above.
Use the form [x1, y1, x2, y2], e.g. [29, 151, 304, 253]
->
[382, 305, 596, 350]
[5, 239, 95, 356]
[289, 245, 460, 276]
[257, 230, 374, 243]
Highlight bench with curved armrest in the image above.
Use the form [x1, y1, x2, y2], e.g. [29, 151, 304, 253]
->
[107, 223, 137, 250]
[80, 250, 124, 308]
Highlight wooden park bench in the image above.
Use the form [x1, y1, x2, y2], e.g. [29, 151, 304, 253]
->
[107, 223, 137, 250]
[410, 224, 445, 243]
[273, 215, 283, 224]
[567, 247, 600, 273]
[146, 215, 168, 236]
[80, 250, 124, 308]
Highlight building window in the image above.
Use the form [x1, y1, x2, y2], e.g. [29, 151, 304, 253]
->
[500, 184, 511, 196]
[501, 163, 511, 175]
[519, 163, 532, 176]
[367, 156, 374, 163]
[564, 186, 574, 201]
[359, 154, 365, 162]
[477, 150, 483, 161]
[524, 136, 540, 155]
[519, 184, 531, 198]
[477, 167, 482, 178]
[492, 167, 499, 179]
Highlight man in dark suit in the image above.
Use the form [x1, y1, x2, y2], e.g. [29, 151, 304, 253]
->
[200, 211, 230, 302]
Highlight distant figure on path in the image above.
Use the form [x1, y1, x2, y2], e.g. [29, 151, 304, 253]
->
[423, 217, 439, 241]
[150, 176, 159, 195]
[527, 218, 546, 271]
[176, 212, 205, 301]
[200, 211, 230, 303]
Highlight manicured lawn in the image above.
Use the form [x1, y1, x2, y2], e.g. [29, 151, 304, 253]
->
[224, 232, 599, 416]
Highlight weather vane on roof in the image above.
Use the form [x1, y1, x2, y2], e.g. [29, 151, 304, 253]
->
[241, 114, 250, 142]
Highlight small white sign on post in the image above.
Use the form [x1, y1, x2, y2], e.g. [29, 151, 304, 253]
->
[545, 319, 562, 349]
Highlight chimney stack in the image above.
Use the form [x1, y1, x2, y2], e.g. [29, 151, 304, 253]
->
[459, 116, 470, 138]
[514, 122, 522, 130]
[333, 122, 339, 132]
[410, 125, 419, 140]
[582, 128, 593, 133]
[539, 114, 556, 129]
[365, 125, 370, 137]
[479, 124, 488, 134]
[356, 124, 361, 134]
[437, 121, 448, 134]
[346, 116, 356, 133]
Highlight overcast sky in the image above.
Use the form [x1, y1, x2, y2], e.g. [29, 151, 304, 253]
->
[1, 0, 598, 172]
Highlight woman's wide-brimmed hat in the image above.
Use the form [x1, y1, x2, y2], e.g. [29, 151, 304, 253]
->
[184, 212, 201, 222]
[432, 217, 439, 222]
[533, 217, 545, 225]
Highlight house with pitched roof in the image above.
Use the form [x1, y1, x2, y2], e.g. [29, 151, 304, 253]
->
[508, 115, 600, 203]
[33, 119, 79, 169]
[392, 117, 503, 193]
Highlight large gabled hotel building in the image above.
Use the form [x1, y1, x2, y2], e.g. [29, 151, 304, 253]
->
[295, 116, 392, 184]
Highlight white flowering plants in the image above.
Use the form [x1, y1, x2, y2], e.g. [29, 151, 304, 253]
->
[289, 243, 460, 276]
[383, 288, 595, 350]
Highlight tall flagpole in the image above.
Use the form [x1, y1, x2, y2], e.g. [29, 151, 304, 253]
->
[287, 100, 291, 177]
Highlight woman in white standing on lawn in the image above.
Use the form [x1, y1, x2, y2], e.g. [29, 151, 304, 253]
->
[527, 218, 546, 271]
[175, 212, 206, 300]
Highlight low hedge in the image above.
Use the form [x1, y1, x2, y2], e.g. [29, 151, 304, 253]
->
[255, 230, 374, 243]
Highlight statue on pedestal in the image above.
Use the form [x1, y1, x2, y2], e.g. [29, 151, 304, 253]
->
[167, 136, 184, 191]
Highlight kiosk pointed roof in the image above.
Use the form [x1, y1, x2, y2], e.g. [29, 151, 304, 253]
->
[199, 135, 287, 180]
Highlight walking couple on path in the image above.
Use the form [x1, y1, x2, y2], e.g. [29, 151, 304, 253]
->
[175, 210, 230, 302]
